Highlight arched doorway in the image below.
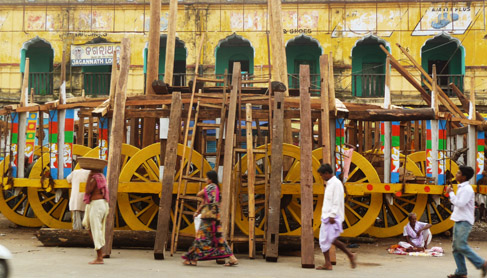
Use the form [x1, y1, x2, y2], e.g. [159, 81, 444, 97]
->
[21, 37, 54, 95]
[82, 38, 113, 96]
[286, 35, 322, 91]
[421, 34, 465, 96]
[351, 35, 388, 97]
[143, 36, 187, 86]
[215, 34, 254, 83]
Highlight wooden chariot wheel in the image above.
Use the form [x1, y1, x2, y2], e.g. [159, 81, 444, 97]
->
[408, 151, 458, 235]
[365, 152, 428, 238]
[234, 144, 323, 237]
[26, 144, 92, 228]
[0, 146, 52, 227]
[312, 148, 383, 237]
[118, 143, 212, 232]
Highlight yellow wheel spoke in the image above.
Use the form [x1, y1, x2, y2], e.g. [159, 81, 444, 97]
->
[396, 197, 416, 206]
[57, 200, 68, 221]
[345, 203, 363, 220]
[438, 202, 452, 214]
[47, 200, 62, 215]
[130, 195, 152, 204]
[40, 195, 56, 205]
[136, 204, 152, 217]
[142, 161, 159, 181]
[287, 205, 301, 225]
[347, 167, 360, 181]
[347, 198, 370, 209]
[11, 195, 27, 211]
[281, 208, 291, 233]
[133, 172, 152, 182]
[355, 177, 368, 183]
[432, 203, 444, 221]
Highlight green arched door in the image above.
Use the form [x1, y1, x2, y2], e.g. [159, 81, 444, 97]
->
[21, 39, 54, 95]
[215, 34, 254, 84]
[286, 35, 321, 92]
[351, 37, 387, 97]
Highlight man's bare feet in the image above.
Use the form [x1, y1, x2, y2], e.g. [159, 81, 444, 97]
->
[316, 264, 333, 270]
[89, 259, 104, 265]
[349, 253, 357, 269]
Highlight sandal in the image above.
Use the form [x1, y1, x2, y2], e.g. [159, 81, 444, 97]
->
[183, 260, 196, 266]
[316, 265, 333, 270]
[224, 260, 238, 266]
[447, 274, 467, 278]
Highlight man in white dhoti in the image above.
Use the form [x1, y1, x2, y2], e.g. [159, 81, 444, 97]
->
[316, 163, 357, 271]
[78, 158, 109, 265]
[402, 212, 432, 250]
[67, 169, 90, 230]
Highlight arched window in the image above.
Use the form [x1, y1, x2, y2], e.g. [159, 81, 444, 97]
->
[143, 36, 187, 86]
[286, 35, 322, 91]
[21, 37, 54, 95]
[351, 36, 388, 97]
[82, 38, 112, 96]
[215, 34, 254, 83]
[421, 34, 465, 96]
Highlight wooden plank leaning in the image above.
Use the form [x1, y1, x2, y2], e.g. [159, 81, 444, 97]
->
[103, 38, 131, 257]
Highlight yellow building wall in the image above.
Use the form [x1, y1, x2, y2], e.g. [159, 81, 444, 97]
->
[0, 2, 486, 106]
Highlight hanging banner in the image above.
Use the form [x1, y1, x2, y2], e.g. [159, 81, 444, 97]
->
[71, 43, 120, 67]
[63, 109, 75, 179]
[391, 121, 401, 183]
[477, 131, 485, 182]
[98, 117, 109, 160]
[25, 112, 38, 164]
[335, 118, 345, 177]
[10, 113, 18, 178]
[49, 111, 59, 179]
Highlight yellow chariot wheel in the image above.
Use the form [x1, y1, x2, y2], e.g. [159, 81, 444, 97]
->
[27, 144, 91, 229]
[365, 152, 428, 238]
[408, 151, 458, 234]
[75, 144, 140, 229]
[235, 144, 323, 237]
[312, 148, 382, 237]
[118, 143, 212, 231]
[0, 153, 43, 227]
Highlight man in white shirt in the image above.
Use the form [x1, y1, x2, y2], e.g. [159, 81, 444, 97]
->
[66, 169, 90, 230]
[316, 163, 356, 271]
[403, 212, 432, 250]
[445, 165, 487, 278]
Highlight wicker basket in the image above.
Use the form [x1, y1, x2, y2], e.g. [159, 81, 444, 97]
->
[77, 157, 107, 171]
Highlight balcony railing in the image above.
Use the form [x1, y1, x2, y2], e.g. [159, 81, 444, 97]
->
[428, 74, 464, 97]
[84, 72, 111, 96]
[352, 73, 385, 97]
[288, 73, 321, 91]
[28, 72, 53, 95]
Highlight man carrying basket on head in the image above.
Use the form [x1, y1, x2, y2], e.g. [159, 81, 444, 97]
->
[78, 157, 109, 265]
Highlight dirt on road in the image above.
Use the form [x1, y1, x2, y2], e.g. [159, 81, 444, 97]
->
[1, 214, 487, 278]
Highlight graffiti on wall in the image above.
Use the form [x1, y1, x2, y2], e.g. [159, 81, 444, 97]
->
[143, 13, 169, 31]
[332, 10, 402, 38]
[76, 11, 112, 31]
[0, 13, 7, 30]
[412, 5, 479, 35]
[230, 11, 264, 31]
[282, 11, 319, 29]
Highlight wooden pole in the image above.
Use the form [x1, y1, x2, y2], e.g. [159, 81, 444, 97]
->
[299, 65, 314, 268]
[383, 57, 391, 183]
[320, 54, 331, 164]
[220, 62, 240, 239]
[154, 92, 182, 260]
[328, 52, 336, 113]
[431, 65, 439, 184]
[164, 0, 178, 85]
[103, 38, 131, 257]
[109, 51, 119, 107]
[266, 91, 284, 262]
[142, 0, 161, 147]
[468, 75, 477, 184]
[58, 50, 67, 179]
[17, 58, 29, 178]
[245, 103, 256, 259]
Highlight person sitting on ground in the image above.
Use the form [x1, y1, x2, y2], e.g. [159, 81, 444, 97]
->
[402, 212, 432, 251]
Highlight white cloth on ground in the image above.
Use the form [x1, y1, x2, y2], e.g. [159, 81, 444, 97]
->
[402, 221, 432, 247]
[82, 199, 109, 250]
[321, 176, 345, 221]
[449, 181, 475, 225]
[72, 210, 84, 230]
[67, 169, 90, 211]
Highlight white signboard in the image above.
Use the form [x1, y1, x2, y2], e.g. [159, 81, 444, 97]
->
[71, 43, 120, 67]
[412, 6, 477, 36]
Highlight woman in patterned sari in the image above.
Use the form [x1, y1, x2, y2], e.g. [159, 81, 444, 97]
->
[182, 171, 238, 266]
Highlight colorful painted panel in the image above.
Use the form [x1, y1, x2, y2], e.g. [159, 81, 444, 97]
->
[48, 110, 59, 179]
[98, 117, 109, 160]
[63, 109, 75, 179]
[426, 120, 446, 185]
[10, 113, 18, 177]
[335, 118, 345, 177]
[477, 131, 485, 181]
[25, 112, 38, 164]
[391, 121, 400, 183]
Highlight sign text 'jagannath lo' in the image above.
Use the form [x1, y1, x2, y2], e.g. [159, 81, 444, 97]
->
[70, 43, 120, 67]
